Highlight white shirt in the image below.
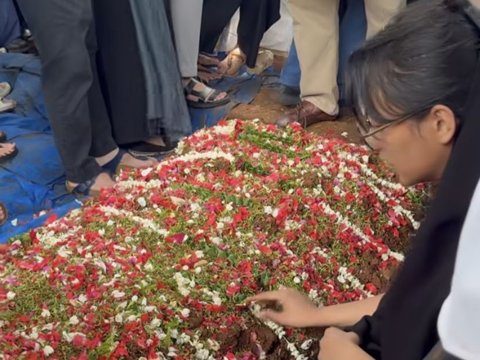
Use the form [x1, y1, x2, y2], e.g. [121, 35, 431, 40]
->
[438, 178, 480, 360]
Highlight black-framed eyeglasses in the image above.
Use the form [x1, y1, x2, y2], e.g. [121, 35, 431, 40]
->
[353, 105, 433, 140]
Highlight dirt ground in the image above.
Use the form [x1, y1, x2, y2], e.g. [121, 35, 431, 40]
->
[228, 87, 363, 145]
[227, 53, 363, 145]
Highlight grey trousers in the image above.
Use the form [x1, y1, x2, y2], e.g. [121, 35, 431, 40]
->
[17, 0, 117, 183]
[169, 0, 203, 78]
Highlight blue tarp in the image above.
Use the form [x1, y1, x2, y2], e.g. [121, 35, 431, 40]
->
[0, 54, 81, 243]
[0, 53, 265, 243]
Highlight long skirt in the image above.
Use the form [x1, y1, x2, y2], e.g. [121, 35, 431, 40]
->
[93, 0, 192, 145]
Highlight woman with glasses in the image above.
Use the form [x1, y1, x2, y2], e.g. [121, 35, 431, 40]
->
[248, 0, 480, 359]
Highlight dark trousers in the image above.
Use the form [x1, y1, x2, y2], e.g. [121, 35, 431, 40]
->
[93, 0, 150, 145]
[0, 0, 21, 47]
[16, 0, 117, 183]
[200, 0, 280, 68]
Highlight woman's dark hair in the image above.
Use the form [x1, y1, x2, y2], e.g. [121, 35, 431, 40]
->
[346, 0, 480, 126]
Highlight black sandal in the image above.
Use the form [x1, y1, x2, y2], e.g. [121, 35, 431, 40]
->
[127, 142, 177, 158]
[184, 78, 230, 109]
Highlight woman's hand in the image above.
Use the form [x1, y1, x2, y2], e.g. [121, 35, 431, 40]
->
[246, 287, 321, 328]
[319, 327, 372, 360]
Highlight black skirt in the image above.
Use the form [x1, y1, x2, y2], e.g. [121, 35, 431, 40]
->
[93, 0, 191, 145]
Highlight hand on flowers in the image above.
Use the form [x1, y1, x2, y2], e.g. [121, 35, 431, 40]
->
[319, 327, 371, 360]
[246, 287, 321, 328]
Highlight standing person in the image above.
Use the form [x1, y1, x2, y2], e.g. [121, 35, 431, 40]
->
[275, 0, 405, 128]
[250, 0, 480, 359]
[200, 0, 281, 77]
[93, 0, 192, 155]
[168, 0, 230, 108]
[0, 0, 21, 48]
[17, 0, 156, 196]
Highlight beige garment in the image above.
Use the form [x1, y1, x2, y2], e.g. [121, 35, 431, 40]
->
[169, 0, 204, 78]
[289, 0, 406, 115]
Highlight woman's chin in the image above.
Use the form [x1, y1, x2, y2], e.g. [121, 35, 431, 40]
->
[395, 173, 415, 187]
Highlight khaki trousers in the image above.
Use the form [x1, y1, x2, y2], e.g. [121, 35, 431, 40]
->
[289, 0, 406, 115]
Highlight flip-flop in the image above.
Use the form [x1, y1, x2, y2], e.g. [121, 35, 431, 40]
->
[0, 203, 7, 226]
[0, 143, 18, 164]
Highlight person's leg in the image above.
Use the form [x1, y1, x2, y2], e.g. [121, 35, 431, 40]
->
[289, 0, 340, 116]
[0, 0, 21, 47]
[199, 0, 241, 55]
[274, 0, 339, 127]
[84, 18, 118, 159]
[338, 0, 366, 102]
[280, 41, 301, 89]
[16, 0, 106, 184]
[170, 0, 203, 78]
[364, 0, 406, 38]
[168, 0, 229, 107]
[92, 0, 149, 146]
[237, 0, 281, 68]
[270, 41, 301, 107]
[12, 0, 28, 34]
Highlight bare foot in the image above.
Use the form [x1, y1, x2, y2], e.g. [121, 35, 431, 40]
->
[218, 47, 246, 77]
[0, 203, 7, 226]
[198, 53, 220, 67]
[67, 172, 116, 194]
[197, 69, 223, 83]
[0, 142, 16, 160]
[119, 152, 157, 169]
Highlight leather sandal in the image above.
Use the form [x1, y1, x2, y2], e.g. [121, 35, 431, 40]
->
[184, 78, 230, 109]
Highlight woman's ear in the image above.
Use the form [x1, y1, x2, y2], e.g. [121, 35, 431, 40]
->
[428, 104, 457, 145]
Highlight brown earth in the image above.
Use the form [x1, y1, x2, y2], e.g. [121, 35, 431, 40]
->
[223, 57, 357, 359]
[227, 53, 362, 144]
[228, 85, 362, 145]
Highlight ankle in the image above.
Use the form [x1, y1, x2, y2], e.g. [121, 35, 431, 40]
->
[145, 137, 166, 147]
[95, 148, 119, 166]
